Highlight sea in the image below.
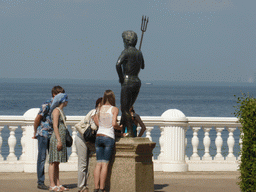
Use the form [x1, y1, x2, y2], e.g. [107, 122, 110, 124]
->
[1, 78, 256, 160]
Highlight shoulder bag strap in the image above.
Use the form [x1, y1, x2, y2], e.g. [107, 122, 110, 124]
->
[56, 107, 67, 129]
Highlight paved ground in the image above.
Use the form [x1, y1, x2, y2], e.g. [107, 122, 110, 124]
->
[0, 171, 240, 192]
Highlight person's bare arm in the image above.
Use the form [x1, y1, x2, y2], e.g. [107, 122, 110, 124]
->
[135, 114, 146, 137]
[52, 109, 62, 151]
[112, 107, 123, 131]
[32, 114, 42, 139]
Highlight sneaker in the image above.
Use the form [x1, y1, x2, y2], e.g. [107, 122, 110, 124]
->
[37, 184, 49, 190]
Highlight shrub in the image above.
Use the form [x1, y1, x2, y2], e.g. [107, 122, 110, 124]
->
[234, 93, 256, 192]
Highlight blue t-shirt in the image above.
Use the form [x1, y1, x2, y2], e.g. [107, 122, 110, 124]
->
[124, 124, 137, 137]
[36, 99, 53, 138]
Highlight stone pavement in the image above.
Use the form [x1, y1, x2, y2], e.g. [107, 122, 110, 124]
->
[0, 171, 240, 192]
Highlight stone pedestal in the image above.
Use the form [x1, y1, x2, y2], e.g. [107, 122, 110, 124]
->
[88, 137, 156, 192]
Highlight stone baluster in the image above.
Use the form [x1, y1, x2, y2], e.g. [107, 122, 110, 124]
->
[158, 126, 165, 161]
[7, 125, 18, 161]
[160, 109, 188, 172]
[136, 126, 141, 137]
[190, 127, 201, 161]
[185, 127, 189, 161]
[226, 127, 236, 161]
[214, 127, 224, 161]
[237, 128, 243, 169]
[19, 126, 26, 161]
[239, 128, 243, 159]
[202, 127, 212, 161]
[145, 126, 154, 161]
[145, 127, 153, 141]
[0, 126, 4, 161]
[23, 108, 40, 172]
[68, 126, 78, 162]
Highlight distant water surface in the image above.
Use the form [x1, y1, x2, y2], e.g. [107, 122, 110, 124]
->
[1, 79, 256, 159]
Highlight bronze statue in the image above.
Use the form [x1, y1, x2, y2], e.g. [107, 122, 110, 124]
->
[116, 30, 144, 137]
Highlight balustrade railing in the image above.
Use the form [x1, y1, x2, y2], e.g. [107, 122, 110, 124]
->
[0, 108, 242, 172]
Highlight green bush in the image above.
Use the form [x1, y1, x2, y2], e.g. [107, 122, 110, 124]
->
[234, 93, 256, 192]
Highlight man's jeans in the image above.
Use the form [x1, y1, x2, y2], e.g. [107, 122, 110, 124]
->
[37, 136, 49, 185]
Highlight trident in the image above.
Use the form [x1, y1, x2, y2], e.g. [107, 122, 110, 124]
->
[139, 15, 149, 51]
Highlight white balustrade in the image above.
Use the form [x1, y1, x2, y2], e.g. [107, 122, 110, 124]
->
[239, 129, 243, 156]
[202, 127, 212, 161]
[158, 126, 164, 161]
[214, 127, 225, 161]
[157, 109, 188, 172]
[184, 127, 188, 161]
[68, 126, 78, 162]
[145, 126, 153, 141]
[7, 126, 18, 161]
[136, 126, 141, 137]
[190, 127, 201, 161]
[226, 127, 236, 161]
[19, 126, 26, 161]
[0, 108, 243, 172]
[237, 128, 243, 169]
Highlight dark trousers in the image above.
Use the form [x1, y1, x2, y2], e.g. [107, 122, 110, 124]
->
[37, 135, 50, 185]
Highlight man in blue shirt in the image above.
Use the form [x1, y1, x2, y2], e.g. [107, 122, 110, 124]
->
[32, 86, 65, 190]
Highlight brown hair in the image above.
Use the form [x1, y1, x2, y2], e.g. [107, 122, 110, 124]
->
[97, 90, 116, 119]
[102, 90, 116, 106]
[51, 86, 65, 97]
[95, 97, 103, 109]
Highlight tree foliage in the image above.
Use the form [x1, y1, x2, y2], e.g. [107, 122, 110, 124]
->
[234, 93, 256, 192]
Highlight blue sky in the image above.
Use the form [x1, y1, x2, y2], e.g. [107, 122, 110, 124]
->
[1, 0, 255, 83]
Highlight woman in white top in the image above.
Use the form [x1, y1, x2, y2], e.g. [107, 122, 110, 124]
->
[93, 90, 122, 192]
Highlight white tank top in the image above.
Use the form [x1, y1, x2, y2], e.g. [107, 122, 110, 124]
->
[97, 105, 115, 139]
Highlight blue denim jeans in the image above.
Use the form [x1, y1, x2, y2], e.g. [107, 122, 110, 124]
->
[37, 135, 50, 185]
[95, 136, 115, 163]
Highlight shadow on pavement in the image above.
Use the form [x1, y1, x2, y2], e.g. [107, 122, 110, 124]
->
[63, 183, 77, 189]
[154, 184, 169, 191]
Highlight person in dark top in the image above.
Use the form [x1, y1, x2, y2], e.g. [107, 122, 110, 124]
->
[123, 107, 146, 137]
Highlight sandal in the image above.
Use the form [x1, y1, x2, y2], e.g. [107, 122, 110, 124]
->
[49, 186, 62, 192]
[94, 189, 99, 192]
[58, 185, 69, 191]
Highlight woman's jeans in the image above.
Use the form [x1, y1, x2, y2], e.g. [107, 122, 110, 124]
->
[37, 135, 49, 185]
[95, 136, 115, 163]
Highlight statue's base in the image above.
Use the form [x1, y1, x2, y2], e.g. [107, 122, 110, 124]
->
[88, 137, 156, 192]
